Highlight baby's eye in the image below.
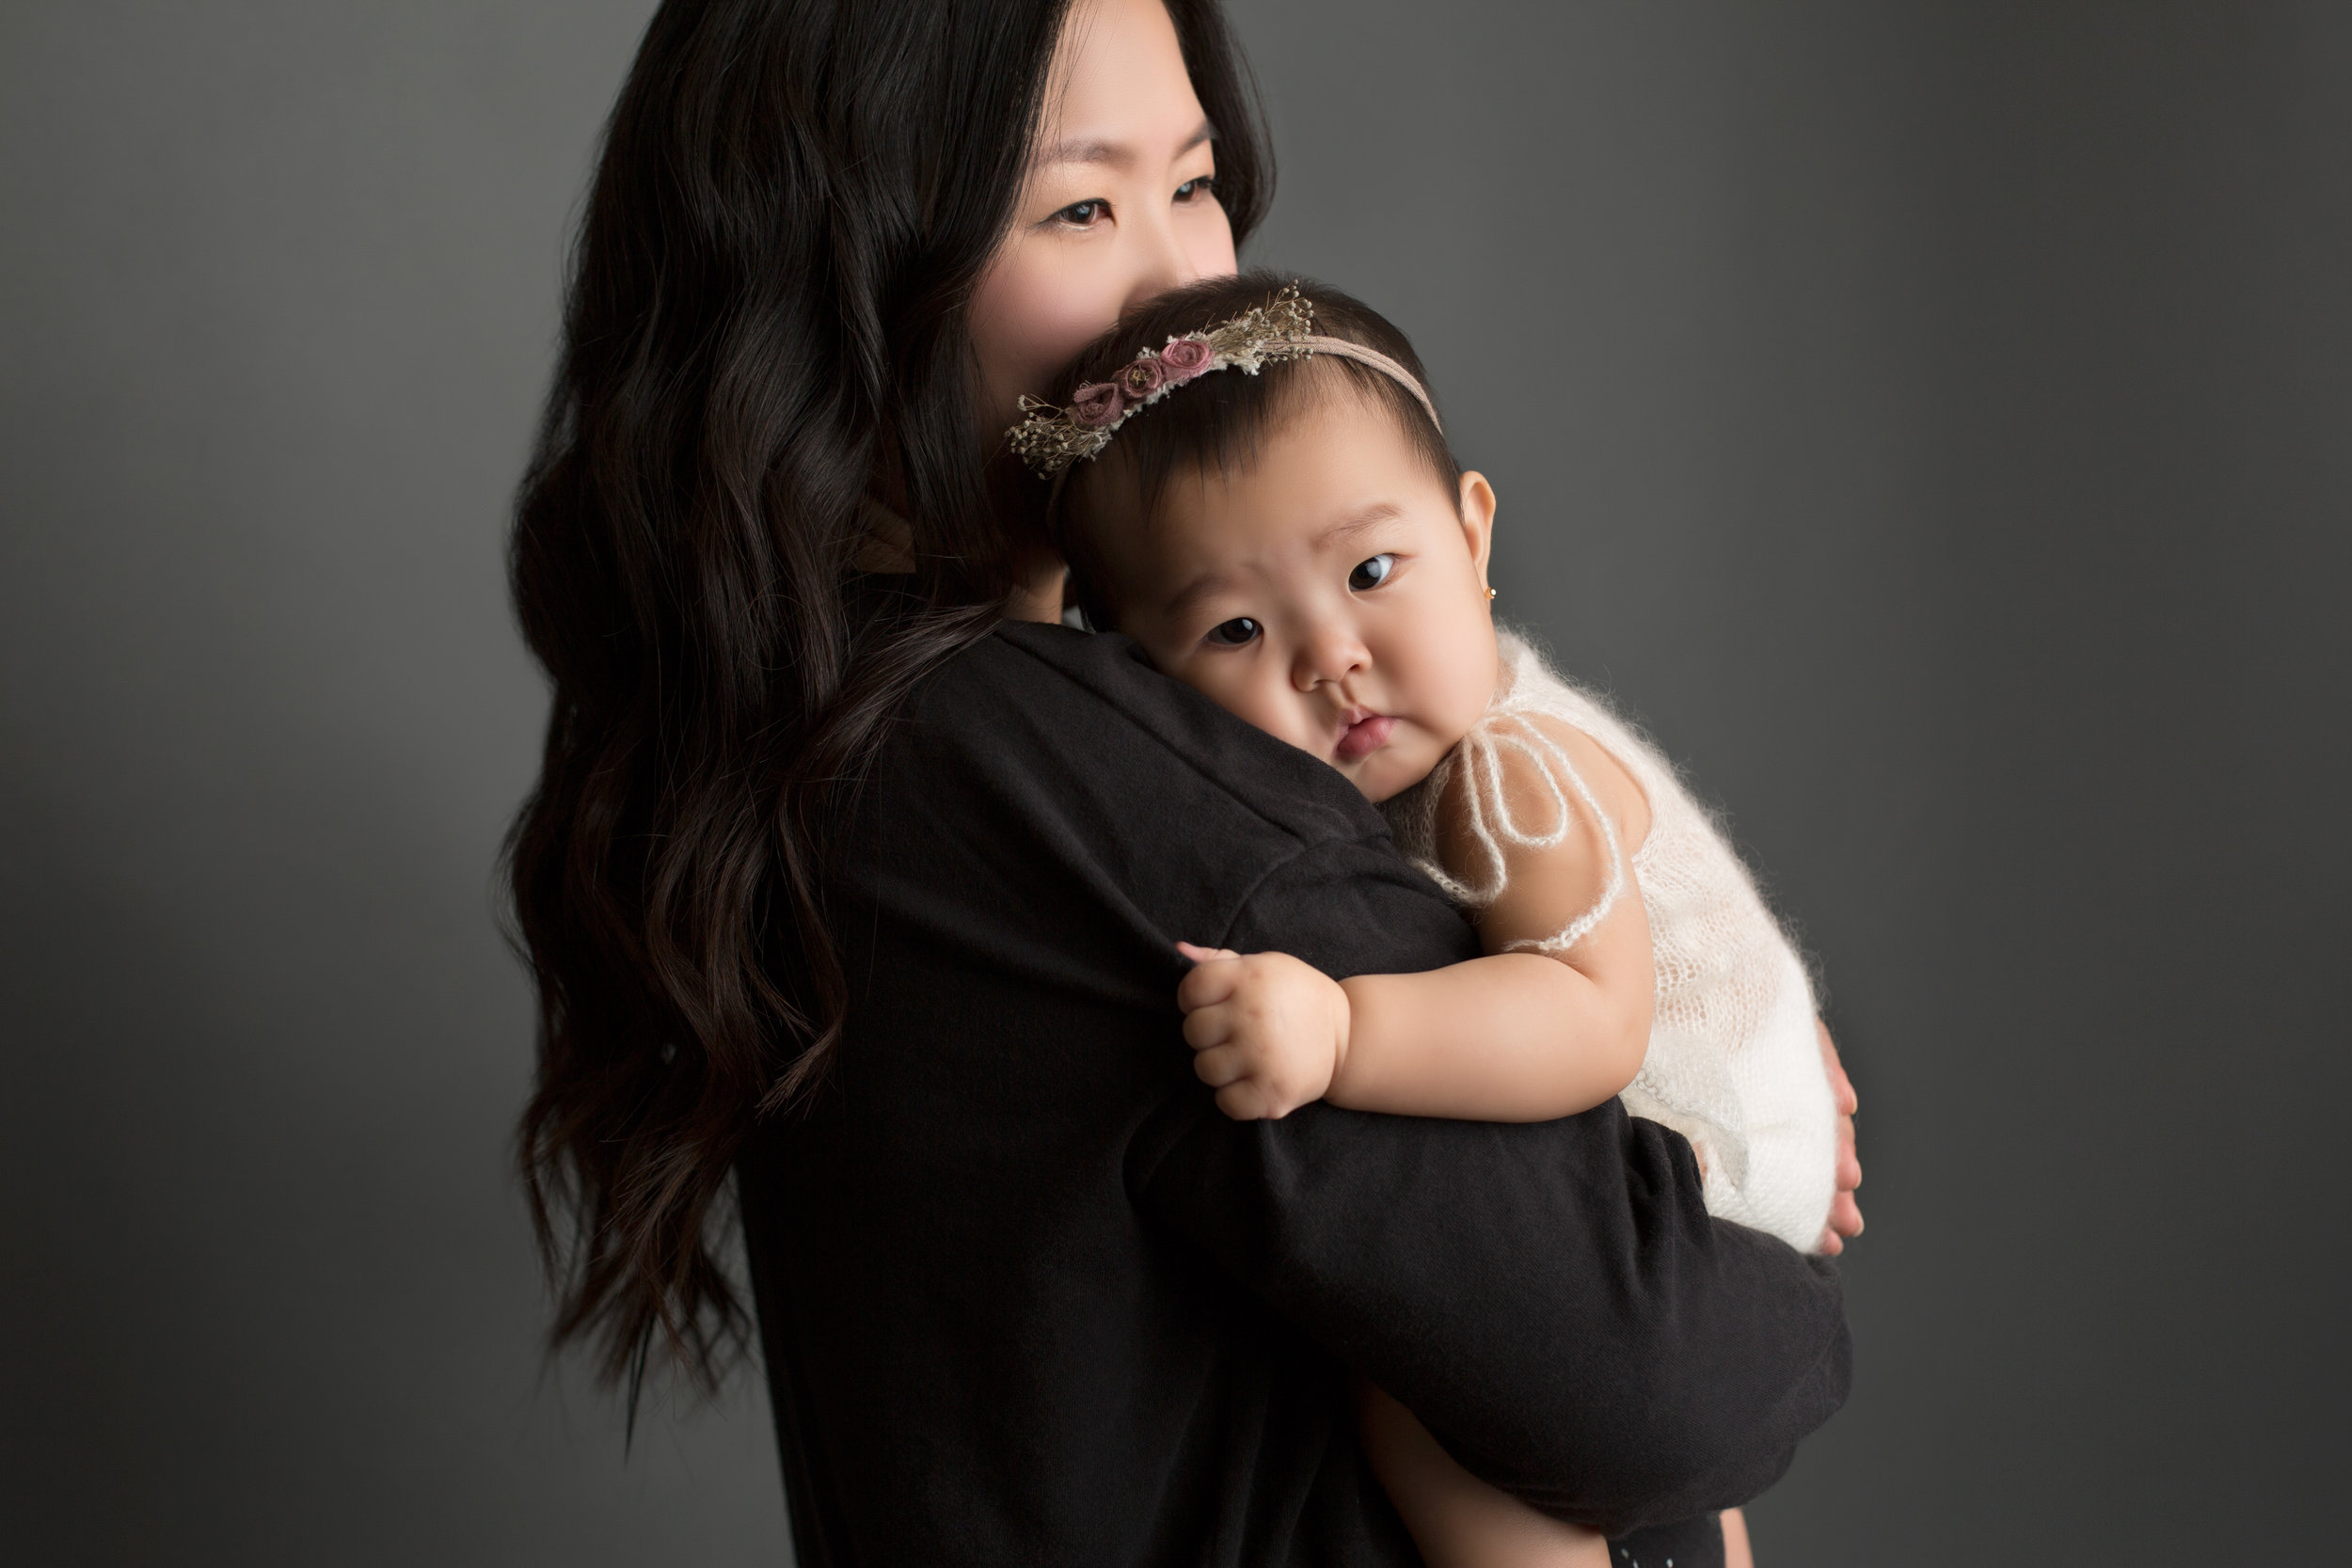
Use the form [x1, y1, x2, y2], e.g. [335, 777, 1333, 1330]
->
[1205, 616, 1262, 647]
[1052, 198, 1109, 228]
[1349, 554, 1398, 591]
[1173, 175, 1216, 204]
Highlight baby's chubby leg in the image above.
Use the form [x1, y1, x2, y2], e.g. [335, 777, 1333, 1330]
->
[1724, 1507, 1753, 1567]
[1355, 1378, 1610, 1568]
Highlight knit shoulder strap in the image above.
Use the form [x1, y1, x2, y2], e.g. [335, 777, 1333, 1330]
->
[1413, 709, 1629, 956]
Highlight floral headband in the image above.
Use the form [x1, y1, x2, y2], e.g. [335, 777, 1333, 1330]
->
[1005, 285, 1443, 479]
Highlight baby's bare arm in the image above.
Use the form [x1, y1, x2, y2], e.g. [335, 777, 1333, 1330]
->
[1175, 943, 1645, 1123]
[1174, 719, 1658, 1124]
[1327, 951, 1641, 1120]
[1330, 717, 1655, 1119]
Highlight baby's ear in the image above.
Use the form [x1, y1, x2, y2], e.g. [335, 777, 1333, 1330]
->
[1457, 470, 1498, 580]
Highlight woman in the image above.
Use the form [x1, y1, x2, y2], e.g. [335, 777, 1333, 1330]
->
[507, 1, 1861, 1563]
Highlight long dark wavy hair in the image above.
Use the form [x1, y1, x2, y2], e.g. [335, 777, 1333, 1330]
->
[506, 0, 1273, 1393]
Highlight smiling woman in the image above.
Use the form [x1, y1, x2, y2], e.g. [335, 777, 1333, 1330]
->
[507, 0, 1851, 1563]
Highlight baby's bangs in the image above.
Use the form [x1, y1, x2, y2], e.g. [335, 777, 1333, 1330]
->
[1121, 356, 1435, 503]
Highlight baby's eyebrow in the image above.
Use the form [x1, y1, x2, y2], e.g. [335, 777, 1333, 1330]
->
[1316, 503, 1403, 546]
[1163, 568, 1230, 618]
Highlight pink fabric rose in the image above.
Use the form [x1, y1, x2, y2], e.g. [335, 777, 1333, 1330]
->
[1070, 382, 1125, 427]
[1117, 356, 1166, 400]
[1157, 337, 1214, 377]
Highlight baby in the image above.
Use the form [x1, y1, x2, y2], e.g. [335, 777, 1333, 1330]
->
[1010, 275, 1838, 1568]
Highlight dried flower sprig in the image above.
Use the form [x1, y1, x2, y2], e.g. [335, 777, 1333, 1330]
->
[1005, 287, 1326, 477]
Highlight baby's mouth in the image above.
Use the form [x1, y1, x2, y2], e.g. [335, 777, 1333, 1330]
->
[1334, 711, 1396, 763]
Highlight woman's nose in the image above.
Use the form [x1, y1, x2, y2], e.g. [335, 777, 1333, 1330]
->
[1120, 209, 1210, 314]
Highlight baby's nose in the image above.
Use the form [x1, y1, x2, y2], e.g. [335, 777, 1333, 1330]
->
[1290, 626, 1370, 691]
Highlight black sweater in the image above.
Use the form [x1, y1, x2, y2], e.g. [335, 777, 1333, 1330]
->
[740, 621, 1849, 1566]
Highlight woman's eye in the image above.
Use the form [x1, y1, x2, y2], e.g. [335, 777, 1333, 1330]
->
[1053, 198, 1108, 228]
[1205, 616, 1261, 647]
[1349, 554, 1397, 592]
[1173, 175, 1216, 204]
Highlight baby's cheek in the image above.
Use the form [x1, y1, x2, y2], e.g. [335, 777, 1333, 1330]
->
[1189, 669, 1311, 752]
[1245, 699, 1326, 756]
[1445, 632, 1504, 733]
[1359, 733, 1445, 804]
[1412, 668, 1489, 756]
[1391, 604, 1496, 739]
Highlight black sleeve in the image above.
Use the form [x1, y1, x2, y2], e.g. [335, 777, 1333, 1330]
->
[1124, 836, 1851, 1540]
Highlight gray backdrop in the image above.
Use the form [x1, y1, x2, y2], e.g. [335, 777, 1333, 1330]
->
[4, 3, 2345, 1563]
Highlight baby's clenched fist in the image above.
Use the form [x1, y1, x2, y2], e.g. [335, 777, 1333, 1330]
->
[1173, 942, 1353, 1120]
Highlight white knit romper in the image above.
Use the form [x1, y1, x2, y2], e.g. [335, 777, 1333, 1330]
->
[1384, 633, 1838, 1253]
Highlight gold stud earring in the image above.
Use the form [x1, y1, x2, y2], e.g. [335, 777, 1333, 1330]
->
[1486, 587, 1497, 601]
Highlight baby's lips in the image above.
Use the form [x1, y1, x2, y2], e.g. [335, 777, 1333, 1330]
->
[1334, 713, 1396, 762]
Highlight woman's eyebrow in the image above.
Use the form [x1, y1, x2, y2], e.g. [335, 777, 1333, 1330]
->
[1037, 120, 1215, 170]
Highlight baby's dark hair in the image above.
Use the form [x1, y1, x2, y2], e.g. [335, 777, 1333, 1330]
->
[1044, 271, 1459, 628]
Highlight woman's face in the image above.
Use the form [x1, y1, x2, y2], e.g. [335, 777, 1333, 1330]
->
[969, 0, 1240, 438]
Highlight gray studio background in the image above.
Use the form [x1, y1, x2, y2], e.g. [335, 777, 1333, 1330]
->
[4, 2, 2345, 1563]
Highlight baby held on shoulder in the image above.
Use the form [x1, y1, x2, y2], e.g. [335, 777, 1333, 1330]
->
[1014, 274, 1846, 1568]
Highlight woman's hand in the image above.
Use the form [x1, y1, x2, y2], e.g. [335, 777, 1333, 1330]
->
[1816, 1020, 1865, 1256]
[1175, 942, 1351, 1120]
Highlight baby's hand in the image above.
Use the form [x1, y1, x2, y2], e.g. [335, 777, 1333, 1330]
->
[1174, 942, 1352, 1120]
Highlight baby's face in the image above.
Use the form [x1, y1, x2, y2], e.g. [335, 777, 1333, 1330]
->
[1098, 391, 1502, 802]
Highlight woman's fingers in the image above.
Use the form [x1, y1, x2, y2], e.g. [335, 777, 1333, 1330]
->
[1828, 1189, 1865, 1239]
[1818, 1185, 1866, 1254]
[1816, 1018, 1866, 1247]
[1817, 1144, 1865, 1254]
[1175, 940, 1242, 964]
